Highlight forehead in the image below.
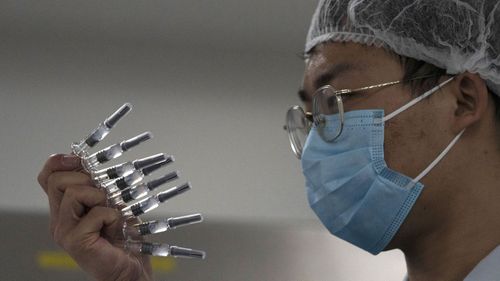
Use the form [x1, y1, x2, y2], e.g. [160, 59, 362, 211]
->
[303, 42, 402, 91]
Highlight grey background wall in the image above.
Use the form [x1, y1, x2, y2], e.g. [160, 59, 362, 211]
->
[0, 1, 406, 280]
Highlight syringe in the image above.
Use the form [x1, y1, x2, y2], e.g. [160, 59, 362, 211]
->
[125, 241, 206, 259]
[126, 214, 203, 236]
[100, 159, 171, 192]
[71, 103, 132, 156]
[70, 102, 207, 260]
[84, 132, 152, 171]
[122, 183, 191, 218]
[92, 153, 169, 182]
[108, 170, 179, 205]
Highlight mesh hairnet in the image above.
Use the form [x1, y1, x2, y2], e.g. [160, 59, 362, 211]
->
[306, 0, 500, 96]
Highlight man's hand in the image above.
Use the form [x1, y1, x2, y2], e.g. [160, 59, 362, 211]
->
[38, 154, 153, 281]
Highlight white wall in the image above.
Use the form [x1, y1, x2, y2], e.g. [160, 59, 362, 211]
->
[0, 38, 313, 223]
[0, 1, 407, 280]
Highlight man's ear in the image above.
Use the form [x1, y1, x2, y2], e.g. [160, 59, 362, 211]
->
[448, 73, 490, 133]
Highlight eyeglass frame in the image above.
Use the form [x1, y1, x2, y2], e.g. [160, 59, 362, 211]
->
[284, 75, 442, 158]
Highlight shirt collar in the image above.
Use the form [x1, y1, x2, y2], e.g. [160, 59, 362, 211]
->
[464, 245, 500, 281]
[402, 245, 500, 281]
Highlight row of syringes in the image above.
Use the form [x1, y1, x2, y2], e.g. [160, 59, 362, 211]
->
[71, 103, 206, 259]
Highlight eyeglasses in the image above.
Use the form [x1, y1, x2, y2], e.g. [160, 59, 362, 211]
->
[284, 75, 438, 159]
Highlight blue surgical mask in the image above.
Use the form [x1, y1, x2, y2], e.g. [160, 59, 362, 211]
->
[301, 78, 463, 254]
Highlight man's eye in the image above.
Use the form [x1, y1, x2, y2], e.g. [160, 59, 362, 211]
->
[342, 95, 352, 103]
[340, 92, 361, 102]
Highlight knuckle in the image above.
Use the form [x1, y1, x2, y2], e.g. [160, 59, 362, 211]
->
[47, 172, 96, 195]
[37, 172, 45, 187]
[86, 206, 104, 218]
[39, 155, 59, 181]
[46, 173, 65, 196]
[46, 173, 57, 190]
[89, 206, 119, 222]
[63, 186, 78, 199]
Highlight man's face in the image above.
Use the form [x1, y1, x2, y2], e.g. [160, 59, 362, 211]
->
[300, 42, 459, 248]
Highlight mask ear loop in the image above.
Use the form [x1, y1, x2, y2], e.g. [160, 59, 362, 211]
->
[383, 77, 455, 122]
[375, 76, 462, 188]
[408, 129, 465, 188]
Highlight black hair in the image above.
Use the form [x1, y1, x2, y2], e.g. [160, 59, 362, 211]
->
[399, 56, 500, 122]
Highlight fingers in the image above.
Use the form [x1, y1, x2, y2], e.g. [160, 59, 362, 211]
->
[38, 154, 82, 193]
[56, 205, 128, 281]
[59, 207, 150, 281]
[39, 155, 154, 280]
[74, 206, 124, 246]
[56, 185, 108, 240]
[52, 185, 125, 266]
[46, 172, 95, 235]
[57, 206, 121, 252]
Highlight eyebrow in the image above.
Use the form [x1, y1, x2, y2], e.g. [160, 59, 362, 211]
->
[298, 89, 310, 102]
[298, 62, 359, 102]
[314, 62, 358, 90]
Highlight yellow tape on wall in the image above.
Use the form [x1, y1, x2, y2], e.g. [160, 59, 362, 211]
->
[37, 251, 79, 269]
[37, 251, 176, 272]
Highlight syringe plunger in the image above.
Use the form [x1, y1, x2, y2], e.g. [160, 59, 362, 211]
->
[126, 241, 206, 259]
[105, 103, 133, 129]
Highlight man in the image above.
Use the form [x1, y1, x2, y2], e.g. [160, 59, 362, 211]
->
[38, 0, 500, 280]
[287, 1, 500, 280]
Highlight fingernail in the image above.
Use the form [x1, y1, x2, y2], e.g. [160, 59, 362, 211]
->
[62, 155, 80, 167]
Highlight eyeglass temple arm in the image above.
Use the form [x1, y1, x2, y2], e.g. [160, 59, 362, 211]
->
[334, 75, 439, 96]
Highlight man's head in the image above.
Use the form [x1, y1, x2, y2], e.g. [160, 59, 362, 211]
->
[299, 0, 500, 255]
[306, 0, 500, 96]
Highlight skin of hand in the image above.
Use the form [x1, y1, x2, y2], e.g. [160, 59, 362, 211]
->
[38, 154, 153, 281]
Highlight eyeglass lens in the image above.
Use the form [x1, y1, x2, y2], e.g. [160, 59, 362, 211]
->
[313, 87, 343, 142]
[286, 106, 311, 158]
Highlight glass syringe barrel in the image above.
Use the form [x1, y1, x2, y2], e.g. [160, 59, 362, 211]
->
[134, 214, 204, 236]
[93, 153, 170, 182]
[111, 170, 179, 204]
[102, 159, 171, 193]
[71, 103, 132, 156]
[84, 132, 152, 169]
[122, 183, 191, 218]
[125, 241, 206, 259]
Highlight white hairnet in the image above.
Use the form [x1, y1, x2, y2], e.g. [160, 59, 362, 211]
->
[306, 0, 500, 96]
